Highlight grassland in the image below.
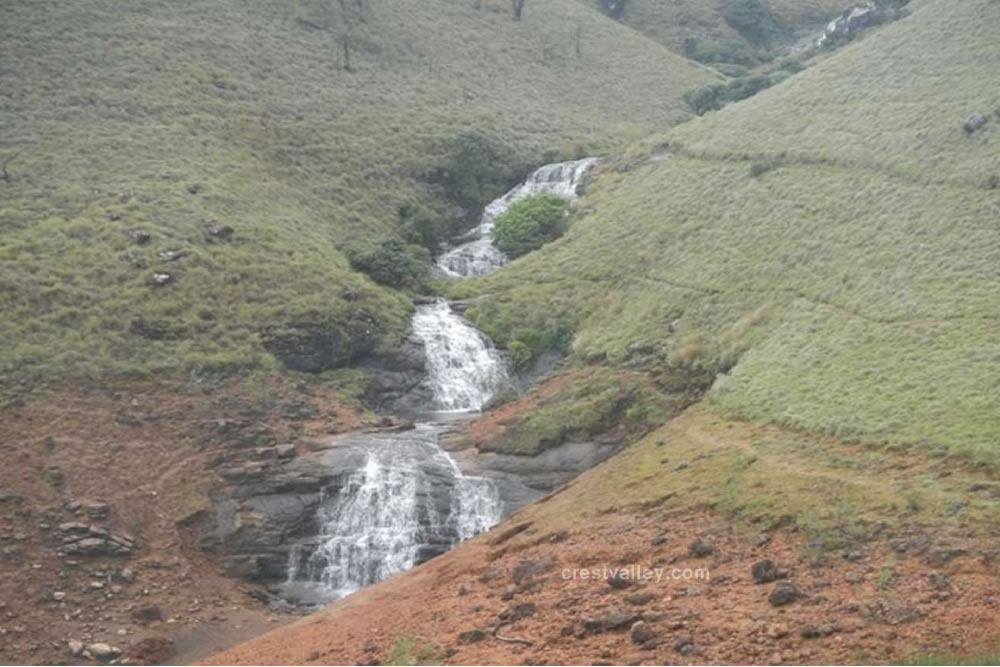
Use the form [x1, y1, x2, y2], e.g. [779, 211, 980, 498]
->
[584, 0, 847, 63]
[0, 0, 714, 386]
[455, 0, 1000, 466]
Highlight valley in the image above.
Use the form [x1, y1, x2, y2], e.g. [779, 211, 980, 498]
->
[2, 0, 999, 664]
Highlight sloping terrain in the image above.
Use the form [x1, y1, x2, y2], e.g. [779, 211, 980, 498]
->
[457, 0, 1000, 465]
[204, 0, 1000, 663]
[0, 0, 713, 385]
[208, 407, 1000, 666]
[582, 0, 847, 64]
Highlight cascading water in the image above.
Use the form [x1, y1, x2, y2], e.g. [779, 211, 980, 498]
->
[286, 159, 597, 605]
[437, 157, 599, 277]
[411, 300, 511, 413]
[287, 426, 502, 602]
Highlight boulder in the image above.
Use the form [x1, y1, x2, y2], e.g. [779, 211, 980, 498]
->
[768, 582, 800, 607]
[963, 113, 988, 135]
[629, 620, 656, 645]
[87, 643, 120, 660]
[817, 1, 893, 47]
[751, 559, 782, 584]
[689, 540, 714, 558]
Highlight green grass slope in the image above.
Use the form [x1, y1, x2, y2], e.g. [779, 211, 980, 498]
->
[457, 0, 1000, 464]
[582, 0, 847, 63]
[0, 0, 714, 385]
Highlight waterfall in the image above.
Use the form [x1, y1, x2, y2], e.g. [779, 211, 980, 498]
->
[411, 300, 511, 413]
[288, 426, 503, 602]
[283, 161, 598, 605]
[437, 157, 599, 278]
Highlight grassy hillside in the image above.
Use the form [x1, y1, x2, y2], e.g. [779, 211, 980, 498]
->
[0, 0, 714, 385]
[455, 0, 1000, 465]
[582, 0, 848, 65]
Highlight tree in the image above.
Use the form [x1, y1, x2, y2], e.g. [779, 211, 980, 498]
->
[323, 0, 369, 71]
[491, 193, 570, 258]
[511, 0, 527, 19]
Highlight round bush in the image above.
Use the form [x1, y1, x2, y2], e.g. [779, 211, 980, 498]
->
[491, 193, 570, 259]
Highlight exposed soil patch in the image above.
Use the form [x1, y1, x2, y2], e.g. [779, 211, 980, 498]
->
[205, 508, 1000, 665]
[0, 377, 365, 665]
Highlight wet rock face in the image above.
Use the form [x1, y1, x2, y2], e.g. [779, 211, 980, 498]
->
[816, 0, 906, 47]
[360, 335, 433, 412]
[200, 429, 488, 590]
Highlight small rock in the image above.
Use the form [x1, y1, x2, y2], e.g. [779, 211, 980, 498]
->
[624, 592, 655, 606]
[158, 250, 186, 263]
[87, 642, 119, 660]
[581, 617, 603, 635]
[500, 602, 536, 623]
[689, 540, 714, 558]
[67, 639, 84, 656]
[629, 620, 656, 645]
[964, 112, 988, 135]
[203, 220, 234, 239]
[673, 636, 695, 655]
[800, 624, 822, 639]
[52, 592, 66, 601]
[125, 229, 151, 245]
[599, 610, 639, 631]
[608, 572, 631, 590]
[751, 559, 781, 584]
[767, 623, 789, 639]
[929, 573, 950, 590]
[131, 606, 163, 623]
[768, 582, 800, 607]
[45, 465, 64, 486]
[85, 502, 110, 520]
[457, 629, 487, 644]
[650, 535, 667, 547]
[149, 273, 174, 288]
[108, 211, 123, 221]
[187, 183, 203, 195]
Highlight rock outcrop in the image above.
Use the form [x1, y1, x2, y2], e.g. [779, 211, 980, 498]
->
[816, 1, 906, 48]
[260, 311, 379, 373]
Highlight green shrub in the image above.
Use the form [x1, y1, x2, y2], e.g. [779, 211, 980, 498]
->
[684, 68, 800, 116]
[399, 206, 444, 252]
[685, 38, 758, 66]
[348, 239, 429, 289]
[440, 129, 525, 210]
[491, 193, 570, 258]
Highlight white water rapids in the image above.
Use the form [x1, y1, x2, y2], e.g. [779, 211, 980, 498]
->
[437, 157, 598, 277]
[287, 158, 597, 604]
